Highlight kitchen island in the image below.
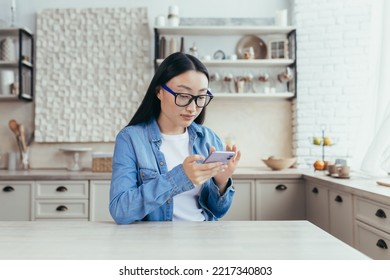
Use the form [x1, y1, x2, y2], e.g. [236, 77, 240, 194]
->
[0, 220, 369, 260]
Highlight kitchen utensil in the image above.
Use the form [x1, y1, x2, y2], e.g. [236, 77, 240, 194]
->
[8, 119, 20, 136]
[236, 35, 267, 59]
[18, 124, 27, 151]
[377, 180, 390, 187]
[8, 119, 28, 163]
[262, 157, 296, 170]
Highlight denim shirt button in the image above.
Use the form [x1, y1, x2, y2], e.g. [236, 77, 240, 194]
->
[159, 161, 164, 166]
[167, 198, 171, 204]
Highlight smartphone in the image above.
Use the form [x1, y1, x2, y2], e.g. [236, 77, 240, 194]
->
[203, 151, 235, 164]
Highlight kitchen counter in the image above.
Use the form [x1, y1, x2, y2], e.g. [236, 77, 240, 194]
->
[0, 169, 113, 180]
[0, 167, 304, 180]
[1, 167, 389, 200]
[303, 171, 390, 203]
[0, 220, 369, 260]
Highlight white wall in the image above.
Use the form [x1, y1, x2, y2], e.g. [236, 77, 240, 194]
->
[292, 0, 379, 169]
[0, 0, 379, 171]
[0, 0, 290, 169]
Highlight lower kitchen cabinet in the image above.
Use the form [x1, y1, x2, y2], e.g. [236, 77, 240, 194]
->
[221, 179, 255, 221]
[0, 181, 33, 221]
[34, 180, 89, 220]
[355, 196, 390, 259]
[329, 189, 354, 246]
[222, 178, 305, 221]
[305, 179, 354, 246]
[255, 180, 305, 220]
[89, 180, 113, 222]
[306, 182, 329, 231]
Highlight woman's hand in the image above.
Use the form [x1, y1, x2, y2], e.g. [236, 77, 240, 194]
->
[182, 154, 226, 186]
[182, 145, 241, 192]
[211, 145, 241, 193]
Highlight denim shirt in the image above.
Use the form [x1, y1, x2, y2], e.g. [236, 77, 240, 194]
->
[109, 118, 235, 224]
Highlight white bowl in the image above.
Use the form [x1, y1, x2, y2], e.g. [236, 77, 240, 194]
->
[262, 157, 296, 170]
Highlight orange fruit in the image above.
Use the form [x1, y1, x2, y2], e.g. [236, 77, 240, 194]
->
[313, 160, 325, 170]
[323, 161, 329, 170]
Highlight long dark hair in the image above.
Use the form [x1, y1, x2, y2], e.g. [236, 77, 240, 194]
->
[128, 52, 210, 126]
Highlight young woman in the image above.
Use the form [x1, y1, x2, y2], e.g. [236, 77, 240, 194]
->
[109, 52, 241, 224]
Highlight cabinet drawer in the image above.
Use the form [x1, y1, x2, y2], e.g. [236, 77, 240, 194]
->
[35, 200, 88, 219]
[355, 221, 390, 260]
[355, 197, 390, 233]
[36, 181, 88, 199]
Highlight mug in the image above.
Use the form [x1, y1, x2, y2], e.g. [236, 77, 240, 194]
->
[338, 166, 350, 177]
[327, 164, 338, 175]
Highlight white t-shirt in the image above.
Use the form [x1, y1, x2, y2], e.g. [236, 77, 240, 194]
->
[160, 130, 205, 221]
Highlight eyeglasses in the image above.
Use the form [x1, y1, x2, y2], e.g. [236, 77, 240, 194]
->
[161, 84, 213, 108]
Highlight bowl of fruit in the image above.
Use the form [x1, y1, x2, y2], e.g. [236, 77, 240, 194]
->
[262, 156, 296, 170]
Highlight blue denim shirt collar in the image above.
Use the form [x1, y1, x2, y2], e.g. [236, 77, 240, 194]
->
[146, 118, 205, 149]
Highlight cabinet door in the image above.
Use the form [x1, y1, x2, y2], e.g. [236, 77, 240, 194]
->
[0, 181, 33, 221]
[305, 181, 329, 231]
[329, 189, 354, 246]
[221, 179, 254, 221]
[90, 180, 113, 222]
[256, 180, 305, 220]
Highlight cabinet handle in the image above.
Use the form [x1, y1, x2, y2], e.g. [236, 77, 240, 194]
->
[375, 209, 387, 219]
[376, 239, 388, 250]
[3, 186, 15, 192]
[335, 195, 343, 203]
[312, 187, 319, 194]
[275, 184, 287, 191]
[56, 205, 68, 212]
[56, 186, 68, 192]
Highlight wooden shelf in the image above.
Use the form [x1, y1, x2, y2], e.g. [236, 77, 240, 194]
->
[0, 95, 19, 101]
[212, 92, 295, 99]
[155, 25, 296, 36]
[156, 58, 294, 67]
[0, 61, 32, 68]
[0, 27, 32, 36]
[154, 25, 297, 100]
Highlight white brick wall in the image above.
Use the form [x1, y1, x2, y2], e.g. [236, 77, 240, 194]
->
[292, 0, 374, 167]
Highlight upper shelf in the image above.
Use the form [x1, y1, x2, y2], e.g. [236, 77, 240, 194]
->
[0, 27, 33, 36]
[154, 25, 296, 36]
[213, 92, 295, 99]
[156, 58, 294, 67]
[0, 61, 33, 68]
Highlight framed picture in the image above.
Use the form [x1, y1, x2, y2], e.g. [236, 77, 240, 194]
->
[268, 39, 289, 59]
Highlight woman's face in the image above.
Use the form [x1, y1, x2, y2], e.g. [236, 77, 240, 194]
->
[157, 70, 209, 134]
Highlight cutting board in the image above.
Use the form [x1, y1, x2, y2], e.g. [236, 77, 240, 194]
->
[377, 180, 390, 187]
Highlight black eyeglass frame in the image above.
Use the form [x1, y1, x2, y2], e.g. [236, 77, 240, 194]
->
[161, 84, 214, 108]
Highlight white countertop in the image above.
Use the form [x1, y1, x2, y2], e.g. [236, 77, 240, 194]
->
[0, 220, 369, 260]
[1, 167, 389, 201]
